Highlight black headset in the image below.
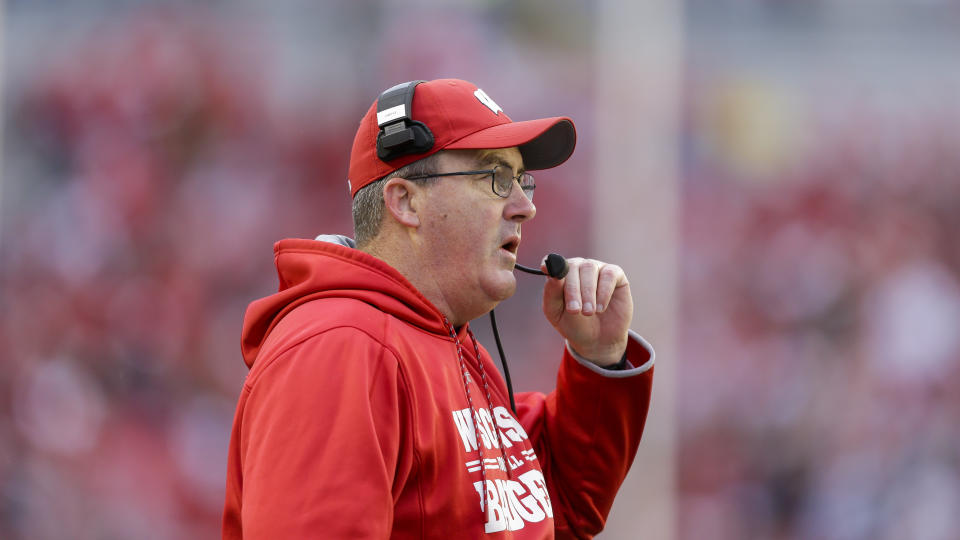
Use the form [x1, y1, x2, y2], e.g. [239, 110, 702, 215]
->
[375, 80, 435, 161]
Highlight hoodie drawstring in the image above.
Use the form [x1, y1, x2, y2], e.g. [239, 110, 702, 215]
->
[445, 319, 513, 522]
[465, 328, 512, 480]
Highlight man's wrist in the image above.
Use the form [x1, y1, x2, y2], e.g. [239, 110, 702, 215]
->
[565, 331, 655, 377]
[567, 341, 628, 367]
[603, 351, 630, 370]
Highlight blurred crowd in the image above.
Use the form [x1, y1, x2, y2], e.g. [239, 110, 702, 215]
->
[3, 3, 959, 540]
[679, 83, 960, 539]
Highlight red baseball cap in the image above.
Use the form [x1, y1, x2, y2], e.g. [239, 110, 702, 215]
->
[347, 78, 577, 197]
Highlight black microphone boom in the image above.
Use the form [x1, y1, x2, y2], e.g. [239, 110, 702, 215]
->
[514, 253, 568, 279]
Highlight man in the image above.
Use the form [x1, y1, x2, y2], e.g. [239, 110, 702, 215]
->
[222, 78, 654, 539]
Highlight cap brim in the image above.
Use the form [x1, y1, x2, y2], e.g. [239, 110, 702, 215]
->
[444, 117, 576, 170]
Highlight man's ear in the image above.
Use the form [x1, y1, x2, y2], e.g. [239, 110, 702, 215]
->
[382, 177, 421, 228]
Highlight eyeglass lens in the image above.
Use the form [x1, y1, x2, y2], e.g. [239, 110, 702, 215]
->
[493, 166, 535, 201]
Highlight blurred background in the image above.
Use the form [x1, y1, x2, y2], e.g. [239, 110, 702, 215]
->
[1, 1, 959, 539]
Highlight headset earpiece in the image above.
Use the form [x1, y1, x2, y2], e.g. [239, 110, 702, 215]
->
[375, 80, 435, 161]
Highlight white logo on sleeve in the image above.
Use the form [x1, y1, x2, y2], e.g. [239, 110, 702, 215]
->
[474, 89, 503, 115]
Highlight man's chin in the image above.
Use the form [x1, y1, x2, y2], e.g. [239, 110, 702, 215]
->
[485, 272, 517, 303]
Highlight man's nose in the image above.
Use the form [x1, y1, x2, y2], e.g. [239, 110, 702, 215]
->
[506, 183, 536, 222]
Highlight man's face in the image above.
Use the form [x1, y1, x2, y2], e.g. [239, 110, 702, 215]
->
[414, 147, 536, 323]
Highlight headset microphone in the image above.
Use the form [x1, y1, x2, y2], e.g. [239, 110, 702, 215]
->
[491, 253, 568, 415]
[514, 253, 569, 279]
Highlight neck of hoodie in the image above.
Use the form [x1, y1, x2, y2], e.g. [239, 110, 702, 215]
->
[241, 238, 468, 367]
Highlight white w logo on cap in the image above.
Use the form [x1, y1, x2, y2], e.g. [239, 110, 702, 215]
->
[474, 89, 503, 115]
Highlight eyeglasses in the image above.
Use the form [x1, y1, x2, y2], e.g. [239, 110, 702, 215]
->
[405, 165, 536, 201]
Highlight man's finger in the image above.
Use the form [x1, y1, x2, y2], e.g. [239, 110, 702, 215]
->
[578, 260, 599, 315]
[595, 264, 624, 313]
[563, 258, 583, 313]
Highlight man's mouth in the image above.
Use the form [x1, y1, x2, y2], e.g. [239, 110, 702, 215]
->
[500, 237, 520, 255]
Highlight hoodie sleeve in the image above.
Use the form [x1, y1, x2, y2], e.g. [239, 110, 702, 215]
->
[514, 331, 655, 539]
[231, 327, 409, 539]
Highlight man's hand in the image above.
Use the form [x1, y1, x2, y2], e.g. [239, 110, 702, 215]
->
[541, 257, 632, 366]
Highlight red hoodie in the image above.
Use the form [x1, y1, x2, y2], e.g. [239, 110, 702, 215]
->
[222, 238, 654, 539]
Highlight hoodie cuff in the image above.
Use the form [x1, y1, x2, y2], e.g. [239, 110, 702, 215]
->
[565, 330, 655, 379]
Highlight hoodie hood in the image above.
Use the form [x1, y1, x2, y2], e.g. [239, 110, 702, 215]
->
[240, 237, 449, 368]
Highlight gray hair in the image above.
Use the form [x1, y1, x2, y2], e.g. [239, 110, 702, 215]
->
[352, 153, 442, 247]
